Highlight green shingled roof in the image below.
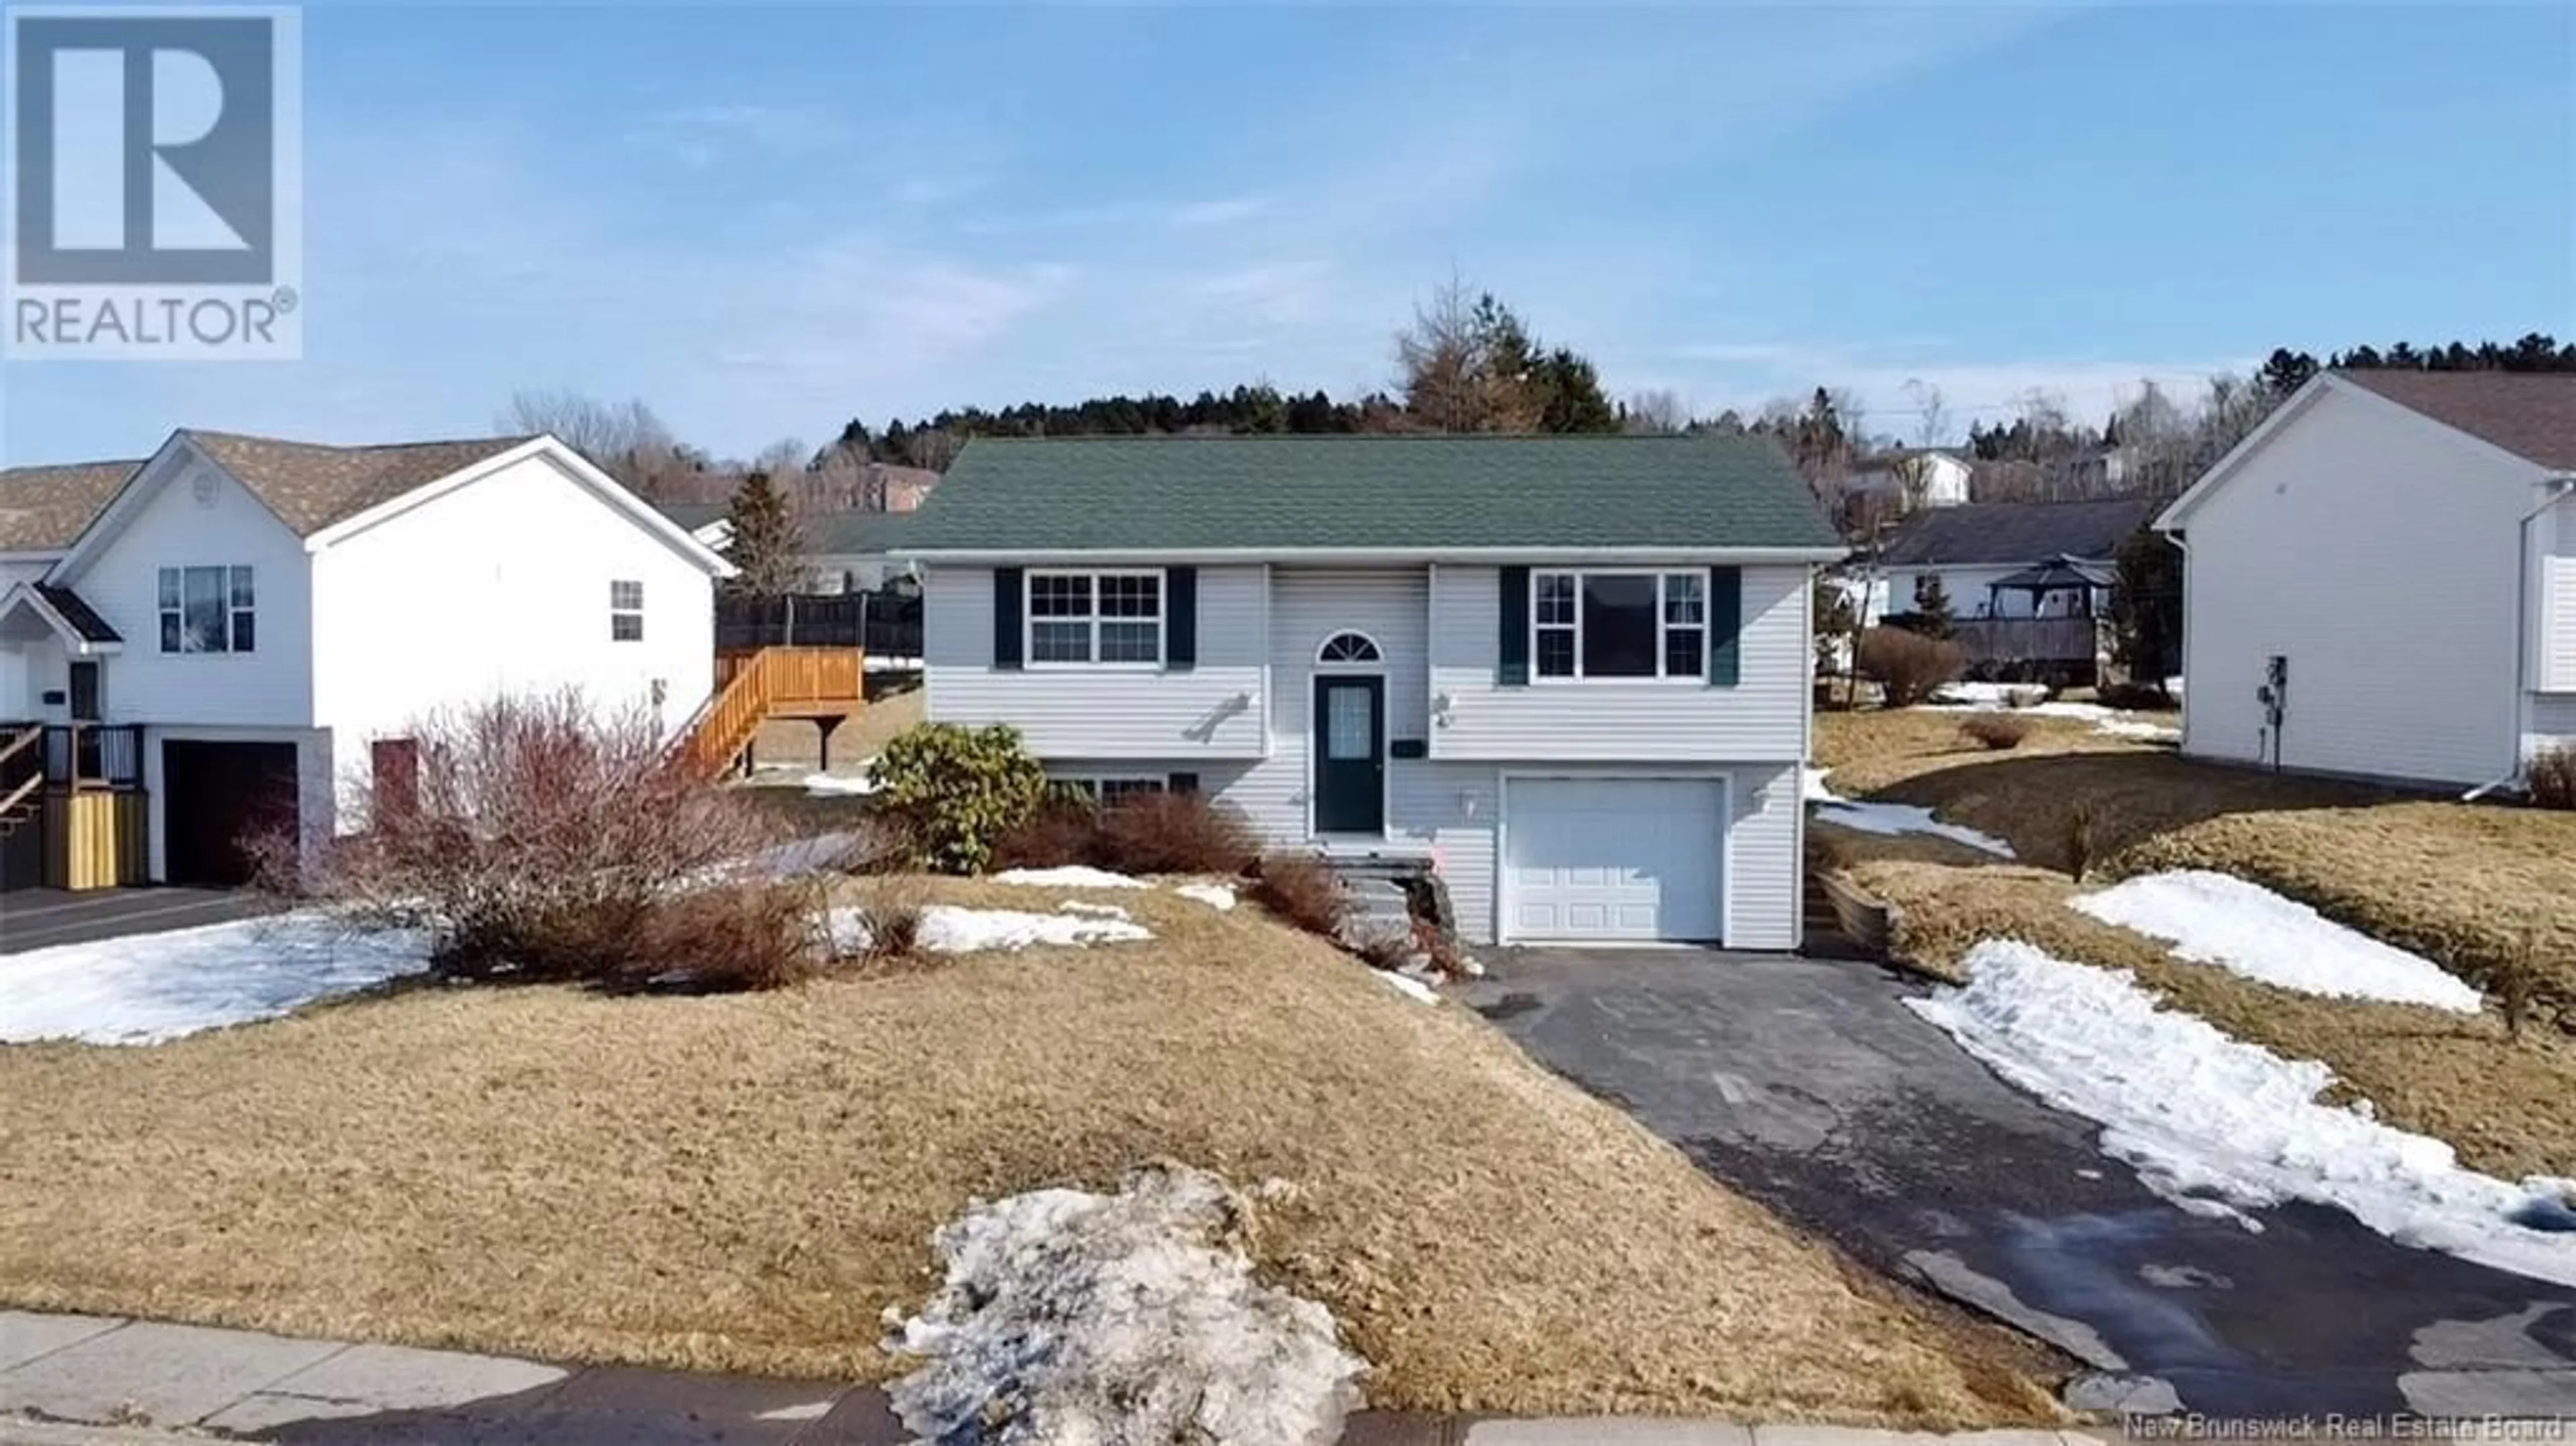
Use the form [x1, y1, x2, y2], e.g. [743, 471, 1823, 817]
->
[900, 435, 1839, 553]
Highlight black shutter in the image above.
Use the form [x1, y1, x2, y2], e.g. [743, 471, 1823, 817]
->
[1498, 565, 1530, 686]
[1166, 771, 1200, 795]
[1708, 565, 1743, 687]
[1166, 567, 1196, 671]
[994, 567, 1024, 670]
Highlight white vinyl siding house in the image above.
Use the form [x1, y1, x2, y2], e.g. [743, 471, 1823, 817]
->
[902, 434, 1841, 950]
[2, 430, 730, 888]
[2158, 371, 2576, 789]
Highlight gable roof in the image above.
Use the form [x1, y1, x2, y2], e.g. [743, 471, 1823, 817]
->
[1876, 498, 2149, 567]
[180, 430, 536, 537]
[655, 502, 729, 535]
[2333, 370, 2576, 471]
[812, 510, 909, 555]
[0, 459, 143, 551]
[901, 435, 1839, 556]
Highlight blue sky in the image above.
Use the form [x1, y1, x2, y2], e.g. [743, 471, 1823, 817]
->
[3, 1, 2570, 465]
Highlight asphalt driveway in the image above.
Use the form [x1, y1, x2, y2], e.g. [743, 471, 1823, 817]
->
[1461, 948, 2576, 1419]
[0, 888, 262, 956]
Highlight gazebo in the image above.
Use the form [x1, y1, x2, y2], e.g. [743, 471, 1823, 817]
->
[1986, 553, 2116, 620]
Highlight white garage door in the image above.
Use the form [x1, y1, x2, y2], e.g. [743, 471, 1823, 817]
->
[1503, 777, 1725, 943]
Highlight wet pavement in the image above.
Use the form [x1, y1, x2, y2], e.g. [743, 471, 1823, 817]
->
[1462, 948, 2576, 1419]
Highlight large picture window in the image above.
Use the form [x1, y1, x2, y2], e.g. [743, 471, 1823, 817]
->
[1532, 570, 1705, 681]
[158, 565, 255, 654]
[1027, 570, 1163, 666]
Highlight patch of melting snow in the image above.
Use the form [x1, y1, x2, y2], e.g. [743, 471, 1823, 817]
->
[1805, 766, 2017, 858]
[1379, 970, 1440, 1005]
[1174, 881, 1238, 911]
[823, 905, 1150, 955]
[1910, 940, 2576, 1286]
[803, 770, 879, 797]
[1925, 685, 2180, 742]
[0, 914, 433, 1046]
[989, 865, 1149, 890]
[887, 1164, 1366, 1446]
[1057, 901, 1134, 921]
[2072, 871, 2483, 1013]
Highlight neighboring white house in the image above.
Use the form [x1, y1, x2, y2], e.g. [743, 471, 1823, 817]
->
[900, 434, 1844, 948]
[0, 429, 731, 887]
[2155, 369, 2576, 790]
[661, 503, 918, 594]
[1855, 497, 2149, 624]
[1848, 449, 1972, 511]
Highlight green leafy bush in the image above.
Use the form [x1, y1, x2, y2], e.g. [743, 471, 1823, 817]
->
[871, 723, 1048, 873]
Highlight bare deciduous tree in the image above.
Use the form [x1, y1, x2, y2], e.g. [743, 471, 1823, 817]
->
[1623, 389, 1690, 434]
[500, 391, 697, 501]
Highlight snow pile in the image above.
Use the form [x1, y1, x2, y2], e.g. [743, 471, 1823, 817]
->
[888, 1164, 1366, 1446]
[990, 865, 1148, 890]
[826, 905, 1152, 955]
[0, 915, 433, 1046]
[2072, 871, 2483, 1013]
[1910, 940, 2576, 1284]
[1379, 971, 1440, 1005]
[1057, 901, 1134, 921]
[1174, 881, 1238, 911]
[1926, 685, 2179, 742]
[1805, 767, 2015, 858]
[803, 771, 878, 797]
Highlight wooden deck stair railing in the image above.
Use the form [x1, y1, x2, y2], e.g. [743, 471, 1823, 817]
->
[0, 725, 42, 838]
[678, 646, 865, 779]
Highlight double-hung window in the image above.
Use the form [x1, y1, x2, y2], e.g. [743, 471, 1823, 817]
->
[158, 565, 255, 653]
[1028, 570, 1162, 666]
[610, 580, 645, 641]
[1532, 570, 1705, 680]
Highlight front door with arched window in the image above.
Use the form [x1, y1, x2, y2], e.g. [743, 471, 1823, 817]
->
[1311, 632, 1385, 835]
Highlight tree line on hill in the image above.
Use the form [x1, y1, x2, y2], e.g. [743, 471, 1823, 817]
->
[500, 315, 2572, 601]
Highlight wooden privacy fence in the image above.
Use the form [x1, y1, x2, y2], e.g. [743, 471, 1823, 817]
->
[1951, 616, 2107, 677]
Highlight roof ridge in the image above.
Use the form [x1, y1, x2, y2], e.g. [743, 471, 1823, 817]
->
[182, 427, 536, 454]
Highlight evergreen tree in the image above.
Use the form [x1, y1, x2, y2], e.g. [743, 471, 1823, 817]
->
[724, 471, 804, 597]
[1534, 349, 1619, 433]
[1913, 574, 1956, 638]
[2112, 527, 2184, 685]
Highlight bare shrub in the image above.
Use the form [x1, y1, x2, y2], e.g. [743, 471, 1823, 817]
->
[1249, 854, 1345, 938]
[1097, 791, 1259, 877]
[1354, 930, 1418, 972]
[2064, 799, 2101, 882]
[991, 793, 1108, 872]
[2097, 680, 2176, 712]
[631, 882, 826, 993]
[847, 877, 930, 968]
[1856, 627, 1964, 709]
[2527, 745, 2576, 812]
[297, 691, 789, 988]
[1958, 714, 2032, 752]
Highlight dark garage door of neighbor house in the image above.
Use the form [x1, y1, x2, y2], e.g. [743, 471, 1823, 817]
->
[162, 741, 299, 887]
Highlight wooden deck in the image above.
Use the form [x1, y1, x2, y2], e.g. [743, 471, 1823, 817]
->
[686, 647, 868, 777]
[1951, 617, 2107, 679]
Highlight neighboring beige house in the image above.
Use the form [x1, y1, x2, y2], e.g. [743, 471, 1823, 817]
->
[2155, 370, 2576, 791]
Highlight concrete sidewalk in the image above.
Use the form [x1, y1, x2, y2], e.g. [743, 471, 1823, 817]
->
[0, 1309, 2155, 1445]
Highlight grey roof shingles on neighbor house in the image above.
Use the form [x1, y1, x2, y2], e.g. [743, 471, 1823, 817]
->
[1875, 496, 2150, 568]
[899, 434, 1842, 553]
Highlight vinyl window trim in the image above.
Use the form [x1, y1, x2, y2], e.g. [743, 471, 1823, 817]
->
[1529, 567, 1707, 684]
[1023, 567, 1166, 671]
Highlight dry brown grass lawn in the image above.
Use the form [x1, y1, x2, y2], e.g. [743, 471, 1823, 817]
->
[752, 685, 923, 771]
[1812, 708, 2576, 1185]
[0, 877, 2055, 1427]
